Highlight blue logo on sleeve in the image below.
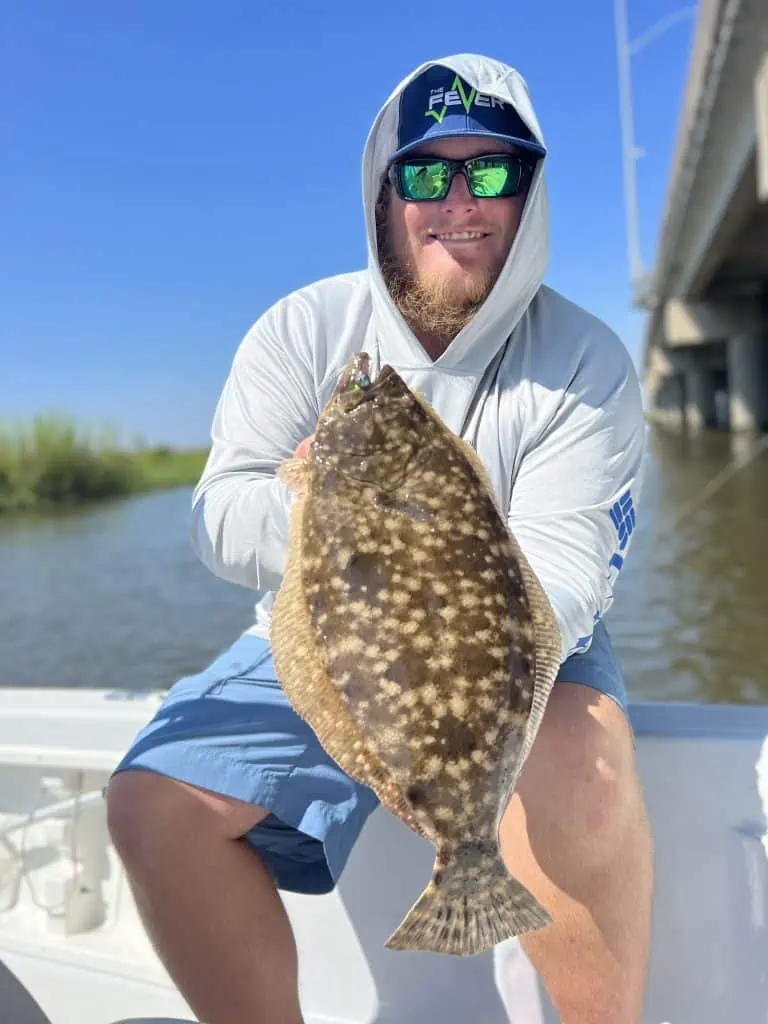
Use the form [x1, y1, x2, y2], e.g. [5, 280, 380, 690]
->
[610, 490, 635, 551]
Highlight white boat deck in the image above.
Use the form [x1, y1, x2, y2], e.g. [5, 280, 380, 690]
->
[0, 687, 766, 1024]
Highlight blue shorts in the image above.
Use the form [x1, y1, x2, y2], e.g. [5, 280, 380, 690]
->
[113, 621, 627, 896]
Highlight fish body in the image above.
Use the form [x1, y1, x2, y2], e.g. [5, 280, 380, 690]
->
[270, 353, 562, 955]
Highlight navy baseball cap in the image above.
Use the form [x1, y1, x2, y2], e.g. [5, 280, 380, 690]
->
[389, 65, 546, 163]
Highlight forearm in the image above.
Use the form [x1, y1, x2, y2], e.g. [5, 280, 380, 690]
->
[191, 472, 293, 593]
[189, 297, 319, 593]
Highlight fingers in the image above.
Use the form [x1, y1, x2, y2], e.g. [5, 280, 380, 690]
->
[294, 435, 315, 459]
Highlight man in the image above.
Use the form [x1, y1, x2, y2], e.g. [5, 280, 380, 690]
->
[107, 54, 653, 1024]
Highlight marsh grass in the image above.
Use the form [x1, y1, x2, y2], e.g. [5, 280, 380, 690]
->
[0, 416, 208, 515]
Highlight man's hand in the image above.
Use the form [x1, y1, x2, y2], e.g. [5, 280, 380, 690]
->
[294, 435, 315, 459]
[278, 434, 315, 492]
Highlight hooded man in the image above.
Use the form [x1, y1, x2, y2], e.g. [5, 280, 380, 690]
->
[108, 55, 653, 1024]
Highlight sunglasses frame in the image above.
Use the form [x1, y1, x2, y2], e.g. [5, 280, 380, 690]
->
[387, 152, 536, 203]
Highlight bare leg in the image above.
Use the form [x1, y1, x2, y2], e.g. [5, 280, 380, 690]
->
[499, 684, 654, 1024]
[107, 770, 303, 1024]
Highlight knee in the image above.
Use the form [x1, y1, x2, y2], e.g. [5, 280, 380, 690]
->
[106, 769, 203, 868]
[512, 695, 647, 870]
[106, 770, 167, 862]
[562, 727, 633, 841]
[106, 769, 268, 862]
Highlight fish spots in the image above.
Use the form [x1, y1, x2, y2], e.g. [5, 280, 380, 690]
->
[471, 749, 493, 769]
[336, 634, 365, 655]
[426, 653, 454, 671]
[410, 520, 433, 535]
[449, 694, 468, 717]
[280, 355, 561, 937]
[423, 755, 444, 781]
[420, 682, 439, 703]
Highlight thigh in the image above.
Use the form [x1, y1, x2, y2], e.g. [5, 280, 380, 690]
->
[112, 632, 380, 894]
[113, 633, 317, 776]
[501, 679, 642, 885]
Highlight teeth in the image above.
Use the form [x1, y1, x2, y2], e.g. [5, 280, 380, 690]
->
[433, 231, 486, 241]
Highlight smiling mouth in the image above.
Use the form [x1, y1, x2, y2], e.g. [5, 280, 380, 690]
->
[428, 230, 490, 242]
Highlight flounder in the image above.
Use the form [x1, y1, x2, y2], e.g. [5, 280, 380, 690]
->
[270, 352, 562, 956]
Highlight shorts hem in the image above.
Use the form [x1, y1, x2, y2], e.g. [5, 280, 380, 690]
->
[555, 678, 627, 714]
[111, 743, 344, 895]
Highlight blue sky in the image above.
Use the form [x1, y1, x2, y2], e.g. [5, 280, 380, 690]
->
[1, 1, 695, 447]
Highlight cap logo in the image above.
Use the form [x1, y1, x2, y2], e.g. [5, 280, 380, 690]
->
[425, 74, 506, 123]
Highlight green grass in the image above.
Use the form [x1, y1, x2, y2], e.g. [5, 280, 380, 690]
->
[0, 416, 209, 515]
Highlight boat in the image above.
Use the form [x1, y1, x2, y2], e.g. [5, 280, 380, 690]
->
[0, 685, 766, 1023]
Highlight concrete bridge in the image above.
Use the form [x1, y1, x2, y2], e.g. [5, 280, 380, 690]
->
[641, 0, 768, 432]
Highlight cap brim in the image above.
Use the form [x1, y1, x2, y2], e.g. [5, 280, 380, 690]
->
[388, 130, 546, 164]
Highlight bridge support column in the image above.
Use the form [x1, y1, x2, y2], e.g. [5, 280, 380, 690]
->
[652, 373, 685, 429]
[727, 333, 768, 432]
[684, 362, 717, 430]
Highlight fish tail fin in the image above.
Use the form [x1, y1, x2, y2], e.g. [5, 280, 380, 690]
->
[384, 842, 551, 957]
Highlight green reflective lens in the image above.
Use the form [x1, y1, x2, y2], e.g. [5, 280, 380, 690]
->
[395, 155, 525, 201]
[400, 161, 450, 200]
[467, 158, 515, 197]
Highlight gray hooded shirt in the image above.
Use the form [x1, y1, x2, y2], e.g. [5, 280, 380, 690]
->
[190, 53, 646, 663]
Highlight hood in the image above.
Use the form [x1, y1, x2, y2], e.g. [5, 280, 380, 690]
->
[362, 53, 549, 377]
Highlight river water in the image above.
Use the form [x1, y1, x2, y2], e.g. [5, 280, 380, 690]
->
[1, 425, 767, 704]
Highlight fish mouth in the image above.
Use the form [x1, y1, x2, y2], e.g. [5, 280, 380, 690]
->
[316, 363, 417, 465]
[340, 365, 402, 407]
[373, 365, 399, 386]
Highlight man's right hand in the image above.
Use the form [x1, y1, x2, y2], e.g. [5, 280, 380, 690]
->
[294, 435, 315, 459]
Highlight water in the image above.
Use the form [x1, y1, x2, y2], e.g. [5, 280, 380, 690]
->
[0, 489, 257, 691]
[608, 427, 768, 704]
[1, 424, 767, 703]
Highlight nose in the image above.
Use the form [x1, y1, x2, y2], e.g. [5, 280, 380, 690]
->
[442, 168, 478, 210]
